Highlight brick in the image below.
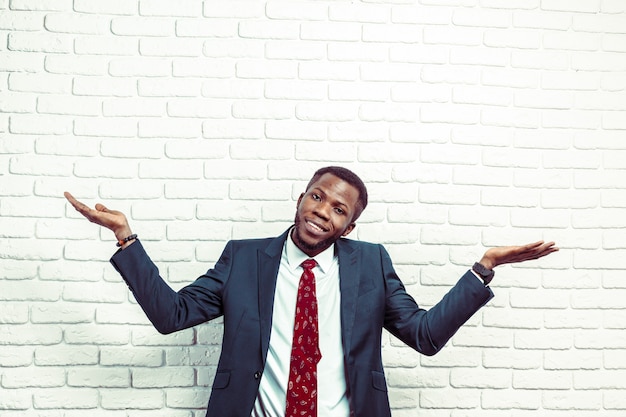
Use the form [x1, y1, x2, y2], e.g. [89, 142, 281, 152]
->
[202, 41, 262, 60]
[423, 26, 482, 46]
[391, 5, 452, 25]
[31, 303, 94, 324]
[140, 0, 200, 17]
[232, 100, 293, 120]
[265, 40, 325, 61]
[605, 350, 626, 369]
[64, 324, 129, 345]
[35, 345, 99, 366]
[67, 368, 129, 387]
[574, 13, 626, 34]
[511, 50, 570, 70]
[137, 118, 202, 138]
[109, 58, 172, 77]
[202, 79, 263, 99]
[327, 42, 389, 62]
[390, 45, 448, 65]
[573, 370, 626, 389]
[0, 51, 43, 72]
[111, 16, 174, 36]
[175, 18, 236, 37]
[420, 388, 480, 409]
[131, 367, 194, 387]
[605, 390, 626, 410]
[422, 103, 480, 124]
[299, 21, 360, 42]
[99, 138, 163, 159]
[72, 76, 136, 97]
[132, 327, 195, 346]
[100, 347, 164, 367]
[140, 38, 202, 57]
[73, 117, 137, 137]
[33, 388, 99, 409]
[167, 99, 230, 118]
[0, 324, 63, 345]
[544, 350, 602, 371]
[295, 102, 356, 122]
[2, 367, 65, 388]
[202, 1, 263, 18]
[0, 388, 31, 410]
[362, 23, 421, 43]
[0, 303, 28, 324]
[62, 282, 127, 303]
[482, 389, 541, 409]
[0, 10, 44, 30]
[514, 370, 572, 389]
[572, 52, 626, 71]
[44, 12, 110, 34]
[73, 0, 138, 15]
[450, 368, 510, 388]
[164, 180, 227, 199]
[75, 36, 138, 56]
[298, 62, 358, 81]
[329, 3, 389, 23]
[388, 367, 449, 390]
[8, 31, 72, 53]
[0, 216, 36, 238]
[165, 387, 210, 408]
[102, 98, 164, 117]
[604, 34, 626, 52]
[542, 0, 600, 13]
[482, 348, 542, 369]
[513, 10, 571, 30]
[9, 114, 71, 135]
[239, 20, 299, 40]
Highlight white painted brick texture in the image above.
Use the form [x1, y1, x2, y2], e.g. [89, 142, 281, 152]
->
[1, 0, 625, 415]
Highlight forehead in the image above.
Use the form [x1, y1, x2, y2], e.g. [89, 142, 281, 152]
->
[307, 173, 360, 207]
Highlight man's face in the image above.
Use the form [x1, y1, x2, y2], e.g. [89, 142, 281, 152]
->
[292, 173, 360, 257]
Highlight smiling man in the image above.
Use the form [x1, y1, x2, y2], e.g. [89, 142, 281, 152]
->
[64, 166, 558, 417]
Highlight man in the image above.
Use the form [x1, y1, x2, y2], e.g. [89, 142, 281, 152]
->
[64, 166, 558, 417]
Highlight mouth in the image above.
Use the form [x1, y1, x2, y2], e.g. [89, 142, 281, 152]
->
[305, 219, 329, 234]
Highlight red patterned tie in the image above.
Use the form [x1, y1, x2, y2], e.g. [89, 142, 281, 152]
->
[286, 259, 322, 417]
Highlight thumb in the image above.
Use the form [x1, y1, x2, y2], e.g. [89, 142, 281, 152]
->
[95, 203, 109, 212]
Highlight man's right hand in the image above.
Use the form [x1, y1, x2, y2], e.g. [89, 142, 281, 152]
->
[64, 191, 135, 248]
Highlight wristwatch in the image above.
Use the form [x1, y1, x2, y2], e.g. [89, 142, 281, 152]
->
[472, 262, 495, 286]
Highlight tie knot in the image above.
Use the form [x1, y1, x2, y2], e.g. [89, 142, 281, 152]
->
[301, 259, 317, 271]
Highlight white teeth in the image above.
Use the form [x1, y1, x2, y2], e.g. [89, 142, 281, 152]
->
[308, 221, 324, 232]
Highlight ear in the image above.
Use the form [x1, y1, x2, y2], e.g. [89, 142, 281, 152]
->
[296, 192, 304, 207]
[342, 223, 356, 237]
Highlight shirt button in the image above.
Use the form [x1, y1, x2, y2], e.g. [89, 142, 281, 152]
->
[254, 371, 262, 379]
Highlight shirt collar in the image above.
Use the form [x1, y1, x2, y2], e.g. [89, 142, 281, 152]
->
[285, 228, 335, 274]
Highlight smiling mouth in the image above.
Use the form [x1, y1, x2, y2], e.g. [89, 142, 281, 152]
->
[306, 220, 328, 233]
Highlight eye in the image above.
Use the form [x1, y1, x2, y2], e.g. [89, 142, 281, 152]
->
[334, 207, 345, 215]
[312, 193, 321, 201]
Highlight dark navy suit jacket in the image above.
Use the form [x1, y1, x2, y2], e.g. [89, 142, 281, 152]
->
[110, 229, 493, 417]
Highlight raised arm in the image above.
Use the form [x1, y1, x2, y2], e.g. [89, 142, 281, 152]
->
[64, 191, 136, 249]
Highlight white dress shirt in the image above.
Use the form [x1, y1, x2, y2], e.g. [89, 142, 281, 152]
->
[251, 233, 349, 417]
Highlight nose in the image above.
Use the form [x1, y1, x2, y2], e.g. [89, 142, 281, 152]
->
[313, 202, 331, 220]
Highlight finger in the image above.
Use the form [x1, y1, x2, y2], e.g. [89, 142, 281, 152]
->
[64, 191, 82, 208]
[95, 203, 109, 213]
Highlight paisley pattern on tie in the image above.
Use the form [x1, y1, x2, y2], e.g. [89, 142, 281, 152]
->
[286, 259, 322, 417]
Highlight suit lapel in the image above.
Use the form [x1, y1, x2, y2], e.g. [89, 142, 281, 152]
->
[257, 229, 290, 357]
[337, 238, 360, 356]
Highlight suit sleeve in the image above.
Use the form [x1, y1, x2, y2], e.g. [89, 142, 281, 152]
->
[110, 239, 233, 334]
[380, 244, 494, 356]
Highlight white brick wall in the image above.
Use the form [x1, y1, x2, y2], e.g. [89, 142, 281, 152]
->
[1, 0, 625, 415]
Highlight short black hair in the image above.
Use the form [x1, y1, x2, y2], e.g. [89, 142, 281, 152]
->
[306, 166, 368, 222]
